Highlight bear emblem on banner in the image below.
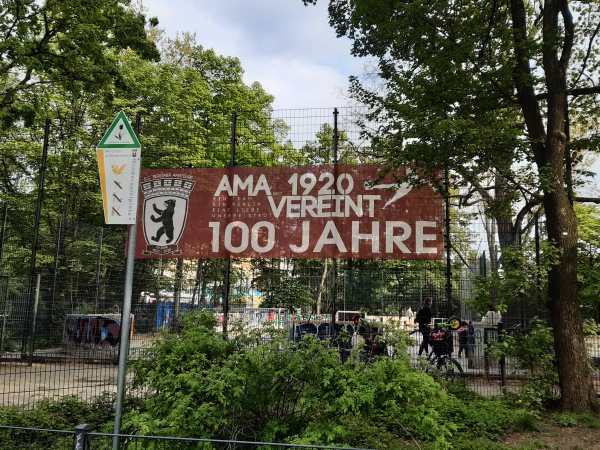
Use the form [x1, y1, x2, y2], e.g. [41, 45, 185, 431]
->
[140, 177, 196, 255]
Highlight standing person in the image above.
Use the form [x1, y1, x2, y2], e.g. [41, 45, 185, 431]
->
[404, 306, 415, 329]
[481, 304, 502, 327]
[457, 321, 469, 357]
[468, 321, 476, 357]
[415, 297, 433, 356]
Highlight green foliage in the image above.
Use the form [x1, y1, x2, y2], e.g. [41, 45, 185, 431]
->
[0, 393, 116, 449]
[251, 259, 314, 311]
[576, 204, 600, 322]
[490, 321, 559, 408]
[303, 0, 600, 411]
[511, 409, 542, 432]
[126, 311, 457, 448]
[468, 241, 560, 315]
[0, 0, 159, 124]
[553, 412, 578, 427]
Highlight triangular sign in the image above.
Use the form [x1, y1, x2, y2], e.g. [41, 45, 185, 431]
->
[97, 111, 141, 149]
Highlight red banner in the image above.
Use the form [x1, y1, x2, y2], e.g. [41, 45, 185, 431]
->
[134, 164, 443, 259]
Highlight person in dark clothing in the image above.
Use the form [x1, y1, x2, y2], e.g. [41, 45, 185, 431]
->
[457, 321, 469, 357]
[415, 297, 433, 356]
[468, 321, 476, 357]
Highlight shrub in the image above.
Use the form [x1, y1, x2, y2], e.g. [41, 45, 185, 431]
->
[124, 310, 456, 449]
[489, 320, 559, 408]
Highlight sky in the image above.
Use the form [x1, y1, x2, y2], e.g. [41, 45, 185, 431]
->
[140, 0, 598, 195]
[142, 0, 365, 110]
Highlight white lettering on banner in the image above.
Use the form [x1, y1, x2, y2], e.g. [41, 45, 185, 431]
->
[208, 220, 438, 255]
[385, 221, 411, 253]
[288, 172, 354, 195]
[213, 174, 272, 197]
[416, 221, 438, 253]
[352, 222, 380, 253]
[251, 221, 275, 253]
[224, 221, 249, 253]
[267, 194, 380, 219]
[289, 222, 310, 253]
[209, 221, 276, 253]
[385, 221, 438, 253]
[313, 222, 347, 252]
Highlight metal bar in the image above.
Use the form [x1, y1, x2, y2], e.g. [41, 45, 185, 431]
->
[95, 228, 103, 312]
[112, 115, 142, 450]
[0, 276, 9, 353]
[51, 216, 62, 322]
[30, 118, 50, 277]
[331, 108, 339, 333]
[444, 169, 452, 317]
[22, 119, 50, 358]
[223, 111, 237, 340]
[28, 274, 41, 366]
[0, 202, 7, 271]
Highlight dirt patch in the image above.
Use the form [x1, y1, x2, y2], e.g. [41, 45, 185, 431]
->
[502, 421, 600, 449]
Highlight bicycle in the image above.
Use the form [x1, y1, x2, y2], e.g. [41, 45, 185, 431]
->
[413, 317, 465, 381]
[353, 319, 393, 362]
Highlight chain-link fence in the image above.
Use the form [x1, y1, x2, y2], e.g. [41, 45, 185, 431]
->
[0, 107, 597, 408]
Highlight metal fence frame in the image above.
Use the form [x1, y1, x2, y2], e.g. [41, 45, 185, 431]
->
[0, 107, 597, 409]
[0, 425, 376, 450]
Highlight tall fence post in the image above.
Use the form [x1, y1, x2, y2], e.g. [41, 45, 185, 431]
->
[95, 228, 103, 312]
[331, 107, 339, 333]
[0, 276, 9, 352]
[51, 216, 63, 323]
[498, 321, 507, 387]
[223, 111, 237, 340]
[73, 424, 95, 450]
[22, 119, 50, 359]
[0, 202, 7, 271]
[28, 274, 41, 366]
[30, 118, 50, 277]
[444, 168, 452, 317]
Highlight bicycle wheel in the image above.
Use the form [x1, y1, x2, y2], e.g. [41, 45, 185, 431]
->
[438, 356, 464, 381]
[425, 354, 464, 381]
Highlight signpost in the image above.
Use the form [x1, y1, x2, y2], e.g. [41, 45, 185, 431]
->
[96, 111, 140, 450]
[96, 110, 141, 225]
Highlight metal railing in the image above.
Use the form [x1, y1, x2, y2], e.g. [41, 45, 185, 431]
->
[0, 424, 375, 450]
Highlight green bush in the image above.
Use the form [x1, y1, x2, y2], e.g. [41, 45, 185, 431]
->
[125, 310, 456, 449]
[1, 311, 564, 449]
[0, 393, 116, 449]
[489, 320, 559, 408]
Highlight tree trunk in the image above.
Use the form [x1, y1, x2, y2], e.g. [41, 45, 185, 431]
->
[316, 259, 328, 314]
[544, 188, 598, 411]
[509, 0, 599, 412]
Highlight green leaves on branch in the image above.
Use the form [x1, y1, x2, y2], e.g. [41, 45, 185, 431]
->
[126, 311, 454, 448]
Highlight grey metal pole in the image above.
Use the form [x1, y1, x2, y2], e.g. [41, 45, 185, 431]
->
[331, 108, 338, 333]
[222, 112, 237, 340]
[444, 169, 452, 317]
[112, 222, 136, 449]
[51, 216, 63, 321]
[28, 274, 41, 366]
[23, 118, 50, 358]
[0, 277, 9, 353]
[30, 118, 50, 277]
[0, 202, 7, 271]
[95, 228, 103, 312]
[112, 116, 141, 450]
